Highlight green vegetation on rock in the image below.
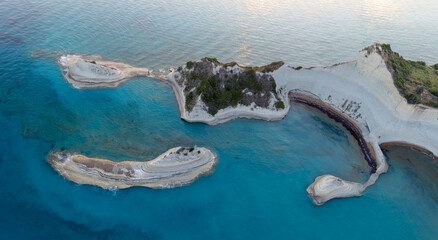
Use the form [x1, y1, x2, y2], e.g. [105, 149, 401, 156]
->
[378, 44, 438, 108]
[430, 88, 438, 97]
[276, 100, 285, 109]
[428, 101, 438, 108]
[405, 93, 419, 104]
[181, 58, 284, 115]
[272, 81, 277, 93]
[197, 75, 244, 111]
[204, 57, 284, 73]
[251, 61, 284, 73]
[185, 92, 193, 108]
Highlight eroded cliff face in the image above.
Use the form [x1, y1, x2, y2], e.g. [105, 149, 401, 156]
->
[173, 58, 285, 115]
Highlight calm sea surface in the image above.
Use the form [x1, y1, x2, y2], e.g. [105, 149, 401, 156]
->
[1, 0, 438, 239]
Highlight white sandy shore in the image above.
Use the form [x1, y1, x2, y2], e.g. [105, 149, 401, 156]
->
[48, 147, 217, 189]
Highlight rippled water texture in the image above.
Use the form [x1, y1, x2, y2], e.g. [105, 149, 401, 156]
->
[1, 0, 438, 239]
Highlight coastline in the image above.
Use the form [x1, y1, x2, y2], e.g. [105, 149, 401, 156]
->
[55, 44, 438, 205]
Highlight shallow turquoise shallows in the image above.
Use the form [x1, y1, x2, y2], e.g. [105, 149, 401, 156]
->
[1, 0, 438, 239]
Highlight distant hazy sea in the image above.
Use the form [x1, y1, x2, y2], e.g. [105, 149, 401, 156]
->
[1, 0, 438, 239]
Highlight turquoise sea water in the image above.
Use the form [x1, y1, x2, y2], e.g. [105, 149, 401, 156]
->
[1, 0, 438, 239]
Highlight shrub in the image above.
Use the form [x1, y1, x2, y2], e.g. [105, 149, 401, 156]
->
[186, 61, 193, 69]
[231, 87, 243, 106]
[252, 61, 284, 72]
[381, 44, 391, 52]
[205, 57, 220, 64]
[276, 100, 285, 109]
[408, 60, 426, 70]
[405, 93, 419, 104]
[186, 92, 193, 107]
[211, 107, 218, 116]
[190, 72, 197, 80]
[428, 101, 438, 108]
[197, 85, 205, 94]
[222, 91, 232, 103]
[394, 76, 406, 93]
[262, 67, 272, 73]
[240, 69, 262, 91]
[430, 88, 438, 97]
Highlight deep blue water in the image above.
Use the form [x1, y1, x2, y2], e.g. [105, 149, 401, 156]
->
[1, 0, 438, 239]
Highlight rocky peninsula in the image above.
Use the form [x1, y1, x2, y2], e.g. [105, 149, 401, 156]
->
[57, 43, 438, 205]
[48, 147, 217, 189]
[58, 54, 157, 88]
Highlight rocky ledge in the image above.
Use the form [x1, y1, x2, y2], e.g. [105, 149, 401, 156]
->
[47, 147, 217, 189]
[306, 175, 364, 206]
[58, 54, 156, 88]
